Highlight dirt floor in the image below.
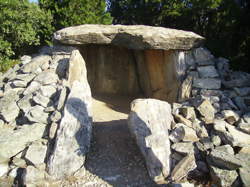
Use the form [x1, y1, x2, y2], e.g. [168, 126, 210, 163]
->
[80, 94, 158, 186]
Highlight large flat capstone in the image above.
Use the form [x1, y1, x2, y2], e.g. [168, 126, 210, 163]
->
[54, 24, 204, 50]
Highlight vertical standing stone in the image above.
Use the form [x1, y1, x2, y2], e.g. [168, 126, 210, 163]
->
[128, 99, 173, 184]
[48, 50, 92, 179]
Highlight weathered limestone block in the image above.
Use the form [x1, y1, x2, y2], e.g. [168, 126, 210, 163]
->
[209, 165, 238, 186]
[197, 66, 219, 78]
[22, 55, 52, 74]
[197, 99, 215, 124]
[0, 123, 46, 159]
[48, 50, 92, 179]
[128, 99, 173, 184]
[54, 24, 204, 50]
[171, 154, 196, 182]
[25, 140, 47, 166]
[193, 78, 221, 89]
[208, 149, 242, 170]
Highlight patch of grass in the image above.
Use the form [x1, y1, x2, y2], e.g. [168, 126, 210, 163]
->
[0, 58, 20, 73]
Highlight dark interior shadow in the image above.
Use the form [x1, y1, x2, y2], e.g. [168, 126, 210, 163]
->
[64, 97, 166, 186]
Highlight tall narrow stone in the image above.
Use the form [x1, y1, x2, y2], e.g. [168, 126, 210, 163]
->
[128, 99, 173, 184]
[48, 50, 92, 179]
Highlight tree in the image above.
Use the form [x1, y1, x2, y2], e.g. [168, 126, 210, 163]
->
[108, 0, 250, 71]
[39, 0, 112, 31]
[0, 0, 54, 72]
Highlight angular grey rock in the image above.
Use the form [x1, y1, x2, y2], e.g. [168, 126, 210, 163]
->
[197, 66, 219, 78]
[193, 78, 221, 89]
[171, 154, 196, 182]
[25, 140, 47, 166]
[11, 80, 27, 88]
[0, 100, 19, 122]
[0, 123, 46, 158]
[22, 55, 51, 73]
[208, 149, 242, 170]
[243, 112, 250, 123]
[40, 85, 57, 98]
[14, 73, 36, 84]
[33, 92, 51, 107]
[54, 24, 204, 50]
[174, 123, 199, 142]
[221, 124, 250, 147]
[213, 119, 227, 132]
[56, 87, 68, 111]
[12, 157, 26, 168]
[171, 142, 195, 155]
[211, 135, 221, 146]
[50, 110, 62, 123]
[239, 167, 250, 187]
[235, 152, 250, 169]
[234, 87, 250, 97]
[178, 75, 192, 102]
[169, 126, 185, 143]
[238, 123, 250, 134]
[17, 94, 33, 113]
[48, 81, 92, 180]
[195, 138, 214, 152]
[0, 163, 9, 177]
[24, 166, 46, 185]
[23, 81, 41, 95]
[193, 47, 214, 63]
[128, 98, 173, 184]
[34, 70, 58, 85]
[209, 165, 238, 187]
[223, 78, 250, 88]
[170, 182, 195, 187]
[27, 105, 49, 124]
[2, 67, 17, 81]
[193, 119, 209, 138]
[173, 114, 193, 128]
[179, 106, 196, 121]
[197, 99, 215, 124]
[20, 55, 32, 65]
[49, 122, 58, 140]
[221, 110, 240, 125]
[233, 96, 249, 111]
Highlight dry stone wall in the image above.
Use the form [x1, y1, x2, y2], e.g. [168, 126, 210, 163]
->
[0, 46, 92, 186]
[128, 47, 250, 186]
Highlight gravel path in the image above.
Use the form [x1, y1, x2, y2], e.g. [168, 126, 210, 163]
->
[80, 95, 157, 186]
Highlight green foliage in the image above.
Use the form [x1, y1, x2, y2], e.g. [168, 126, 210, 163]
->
[39, 0, 112, 30]
[108, 0, 250, 72]
[0, 57, 19, 73]
[0, 0, 53, 72]
[0, 0, 54, 57]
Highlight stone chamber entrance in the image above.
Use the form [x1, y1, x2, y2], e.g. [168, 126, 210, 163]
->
[79, 44, 180, 185]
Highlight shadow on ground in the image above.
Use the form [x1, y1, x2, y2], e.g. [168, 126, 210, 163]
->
[84, 119, 159, 186]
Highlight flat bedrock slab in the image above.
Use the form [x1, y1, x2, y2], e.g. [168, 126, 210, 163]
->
[54, 24, 204, 50]
[128, 98, 173, 184]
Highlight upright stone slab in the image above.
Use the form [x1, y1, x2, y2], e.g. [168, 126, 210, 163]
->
[128, 99, 173, 184]
[48, 50, 92, 179]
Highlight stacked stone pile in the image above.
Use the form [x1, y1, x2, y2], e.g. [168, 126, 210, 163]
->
[0, 46, 92, 186]
[129, 47, 250, 186]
